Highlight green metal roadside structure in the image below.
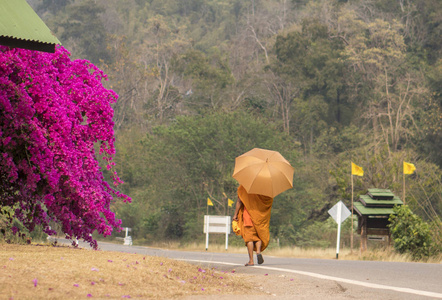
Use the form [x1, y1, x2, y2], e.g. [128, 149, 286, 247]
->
[0, 0, 60, 53]
[354, 188, 403, 251]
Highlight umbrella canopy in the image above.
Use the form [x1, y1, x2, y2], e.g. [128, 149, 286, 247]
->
[232, 148, 294, 198]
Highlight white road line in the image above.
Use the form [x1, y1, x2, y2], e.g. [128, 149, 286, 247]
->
[178, 259, 442, 299]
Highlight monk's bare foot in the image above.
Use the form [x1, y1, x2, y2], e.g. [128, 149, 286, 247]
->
[245, 262, 254, 266]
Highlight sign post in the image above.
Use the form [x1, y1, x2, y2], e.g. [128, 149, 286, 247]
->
[328, 201, 351, 259]
[203, 215, 231, 251]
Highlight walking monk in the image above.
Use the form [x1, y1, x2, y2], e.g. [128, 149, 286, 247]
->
[232, 185, 274, 266]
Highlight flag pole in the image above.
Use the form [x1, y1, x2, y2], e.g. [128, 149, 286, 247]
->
[403, 169, 406, 205]
[351, 170, 354, 253]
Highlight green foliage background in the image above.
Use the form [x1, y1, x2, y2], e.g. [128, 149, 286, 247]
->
[27, 0, 441, 252]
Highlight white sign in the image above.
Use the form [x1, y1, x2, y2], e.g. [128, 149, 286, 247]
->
[328, 201, 351, 224]
[203, 215, 231, 250]
[328, 201, 351, 259]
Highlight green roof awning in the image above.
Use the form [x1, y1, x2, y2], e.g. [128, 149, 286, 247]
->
[359, 195, 403, 207]
[354, 202, 396, 216]
[0, 0, 61, 53]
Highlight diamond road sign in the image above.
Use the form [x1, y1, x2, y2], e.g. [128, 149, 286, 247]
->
[328, 201, 351, 224]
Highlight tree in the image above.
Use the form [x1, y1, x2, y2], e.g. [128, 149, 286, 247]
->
[132, 111, 299, 241]
[57, 1, 112, 64]
[0, 46, 130, 248]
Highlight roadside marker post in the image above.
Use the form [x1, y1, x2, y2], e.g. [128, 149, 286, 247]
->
[328, 201, 351, 259]
[122, 227, 132, 246]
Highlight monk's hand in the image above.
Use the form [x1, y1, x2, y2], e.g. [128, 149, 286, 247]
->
[233, 215, 238, 221]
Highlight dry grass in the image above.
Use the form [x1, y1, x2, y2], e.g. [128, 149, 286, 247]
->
[0, 243, 253, 299]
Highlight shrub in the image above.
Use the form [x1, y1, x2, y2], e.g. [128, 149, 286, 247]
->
[388, 205, 433, 260]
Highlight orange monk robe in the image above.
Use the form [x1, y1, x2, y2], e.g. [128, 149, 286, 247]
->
[237, 185, 274, 252]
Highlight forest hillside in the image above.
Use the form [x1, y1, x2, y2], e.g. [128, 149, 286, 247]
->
[30, 0, 441, 248]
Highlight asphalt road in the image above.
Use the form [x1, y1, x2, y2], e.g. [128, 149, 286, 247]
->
[57, 239, 442, 299]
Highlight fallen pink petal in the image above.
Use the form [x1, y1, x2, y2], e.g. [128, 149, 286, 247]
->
[32, 279, 37, 287]
[91, 268, 99, 271]
[87, 294, 92, 297]
[108, 260, 113, 263]
[73, 284, 79, 287]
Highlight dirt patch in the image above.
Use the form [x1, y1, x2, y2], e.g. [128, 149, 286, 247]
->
[181, 271, 429, 300]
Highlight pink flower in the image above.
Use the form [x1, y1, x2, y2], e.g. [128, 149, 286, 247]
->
[0, 45, 131, 250]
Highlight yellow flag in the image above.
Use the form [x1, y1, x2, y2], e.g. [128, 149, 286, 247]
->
[228, 199, 234, 207]
[351, 162, 364, 176]
[403, 161, 416, 175]
[207, 198, 214, 206]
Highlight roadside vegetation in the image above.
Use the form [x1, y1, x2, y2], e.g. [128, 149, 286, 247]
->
[1, 0, 440, 263]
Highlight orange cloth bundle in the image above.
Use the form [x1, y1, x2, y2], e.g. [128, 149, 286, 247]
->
[242, 206, 253, 227]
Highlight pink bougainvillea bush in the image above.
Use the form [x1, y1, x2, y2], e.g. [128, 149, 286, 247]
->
[0, 46, 130, 249]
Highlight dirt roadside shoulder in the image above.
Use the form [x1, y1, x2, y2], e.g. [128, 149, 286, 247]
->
[182, 270, 434, 300]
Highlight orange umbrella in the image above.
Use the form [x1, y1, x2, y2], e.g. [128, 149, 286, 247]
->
[232, 148, 294, 198]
